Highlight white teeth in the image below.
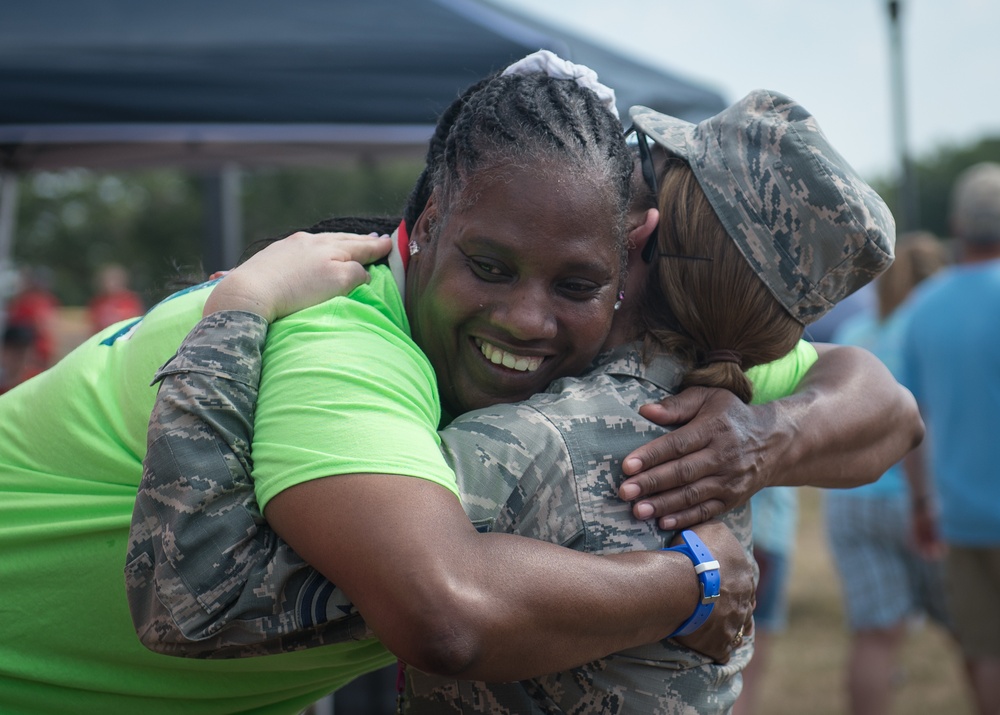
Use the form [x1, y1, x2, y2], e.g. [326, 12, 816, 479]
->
[478, 340, 543, 373]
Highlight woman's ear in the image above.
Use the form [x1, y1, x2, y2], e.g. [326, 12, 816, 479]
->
[411, 189, 439, 250]
[628, 208, 659, 258]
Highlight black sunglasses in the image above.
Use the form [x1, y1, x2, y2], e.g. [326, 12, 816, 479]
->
[625, 125, 660, 263]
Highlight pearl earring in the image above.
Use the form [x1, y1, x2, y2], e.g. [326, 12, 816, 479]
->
[613, 290, 625, 311]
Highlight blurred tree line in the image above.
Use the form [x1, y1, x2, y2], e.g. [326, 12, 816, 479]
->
[7, 159, 423, 306]
[5, 134, 1000, 307]
[872, 136, 1000, 243]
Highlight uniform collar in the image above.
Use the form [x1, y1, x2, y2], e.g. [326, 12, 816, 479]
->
[387, 221, 409, 298]
[594, 342, 686, 394]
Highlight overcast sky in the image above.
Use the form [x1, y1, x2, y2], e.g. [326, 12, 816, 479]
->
[493, 0, 999, 181]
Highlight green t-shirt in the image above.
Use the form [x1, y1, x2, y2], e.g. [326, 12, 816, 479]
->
[0, 265, 455, 715]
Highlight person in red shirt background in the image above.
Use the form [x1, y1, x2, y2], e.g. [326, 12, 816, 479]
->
[1, 323, 37, 394]
[6, 265, 60, 376]
[88, 263, 144, 334]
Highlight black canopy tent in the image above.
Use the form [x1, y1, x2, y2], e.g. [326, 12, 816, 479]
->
[0, 0, 725, 282]
[0, 5, 726, 704]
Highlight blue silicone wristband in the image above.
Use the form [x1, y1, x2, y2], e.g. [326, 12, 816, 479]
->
[662, 529, 721, 637]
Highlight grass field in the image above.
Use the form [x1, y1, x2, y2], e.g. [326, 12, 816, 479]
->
[753, 487, 974, 715]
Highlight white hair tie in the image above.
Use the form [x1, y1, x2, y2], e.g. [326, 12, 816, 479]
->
[502, 49, 619, 120]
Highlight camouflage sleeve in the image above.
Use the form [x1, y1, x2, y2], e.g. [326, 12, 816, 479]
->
[125, 311, 370, 659]
[439, 402, 583, 545]
[405, 366, 756, 714]
[405, 508, 755, 715]
[406, 637, 747, 715]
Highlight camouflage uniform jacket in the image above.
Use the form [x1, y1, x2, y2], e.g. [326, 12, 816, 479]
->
[127, 311, 753, 713]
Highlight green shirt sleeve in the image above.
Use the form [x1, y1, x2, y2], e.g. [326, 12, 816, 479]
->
[251, 266, 460, 510]
[746, 339, 819, 405]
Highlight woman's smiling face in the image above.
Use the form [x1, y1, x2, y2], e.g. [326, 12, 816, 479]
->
[405, 163, 622, 417]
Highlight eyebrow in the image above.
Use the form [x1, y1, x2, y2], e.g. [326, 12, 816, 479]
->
[462, 233, 617, 276]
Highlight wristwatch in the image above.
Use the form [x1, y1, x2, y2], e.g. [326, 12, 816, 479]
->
[663, 529, 721, 637]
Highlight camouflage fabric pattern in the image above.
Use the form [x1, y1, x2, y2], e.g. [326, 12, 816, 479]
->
[631, 91, 895, 325]
[408, 345, 754, 714]
[128, 312, 755, 713]
[125, 311, 376, 658]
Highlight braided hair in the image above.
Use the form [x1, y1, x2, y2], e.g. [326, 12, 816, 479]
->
[403, 71, 634, 272]
[240, 72, 632, 277]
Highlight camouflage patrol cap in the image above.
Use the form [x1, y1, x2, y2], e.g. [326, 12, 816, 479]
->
[630, 90, 896, 325]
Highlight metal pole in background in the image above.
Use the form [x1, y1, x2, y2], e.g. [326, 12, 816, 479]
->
[201, 163, 244, 274]
[0, 171, 21, 339]
[887, 0, 919, 232]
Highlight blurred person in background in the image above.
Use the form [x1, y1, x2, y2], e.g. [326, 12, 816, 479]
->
[827, 231, 953, 715]
[803, 282, 876, 344]
[899, 162, 1000, 715]
[733, 485, 797, 715]
[88, 262, 144, 334]
[6, 264, 59, 373]
[737, 244, 879, 715]
[1, 324, 37, 395]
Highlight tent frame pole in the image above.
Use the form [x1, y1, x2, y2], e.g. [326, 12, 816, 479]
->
[0, 170, 20, 338]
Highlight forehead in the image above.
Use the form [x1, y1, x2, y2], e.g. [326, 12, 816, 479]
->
[444, 163, 620, 263]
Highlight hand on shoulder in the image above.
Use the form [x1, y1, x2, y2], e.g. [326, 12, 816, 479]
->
[204, 232, 392, 322]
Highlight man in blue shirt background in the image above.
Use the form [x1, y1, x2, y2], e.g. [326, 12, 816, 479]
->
[898, 162, 1000, 715]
